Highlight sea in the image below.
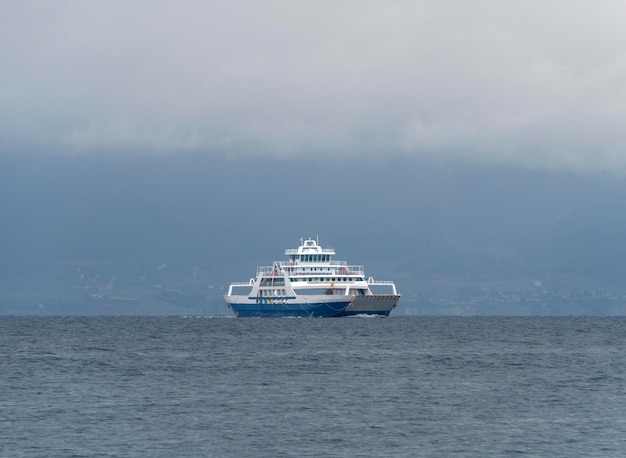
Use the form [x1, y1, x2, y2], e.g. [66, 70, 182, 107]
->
[1, 316, 625, 457]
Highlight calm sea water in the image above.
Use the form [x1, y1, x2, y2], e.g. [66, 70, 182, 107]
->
[1, 316, 626, 457]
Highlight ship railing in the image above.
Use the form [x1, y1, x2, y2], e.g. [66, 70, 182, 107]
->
[230, 280, 255, 286]
[257, 266, 281, 275]
[279, 260, 350, 266]
[257, 264, 365, 275]
[263, 260, 357, 268]
[367, 278, 398, 295]
[285, 248, 335, 254]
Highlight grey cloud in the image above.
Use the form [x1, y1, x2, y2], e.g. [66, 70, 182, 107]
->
[2, 1, 626, 172]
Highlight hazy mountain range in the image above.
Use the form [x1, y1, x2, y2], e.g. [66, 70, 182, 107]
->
[2, 152, 626, 315]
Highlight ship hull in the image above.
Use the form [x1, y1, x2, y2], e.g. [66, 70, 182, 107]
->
[225, 294, 399, 318]
[335, 295, 400, 317]
[227, 300, 351, 317]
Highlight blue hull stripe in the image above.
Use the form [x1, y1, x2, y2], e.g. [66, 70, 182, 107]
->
[229, 302, 394, 317]
[230, 301, 351, 318]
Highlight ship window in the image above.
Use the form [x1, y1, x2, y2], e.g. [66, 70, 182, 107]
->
[294, 288, 326, 295]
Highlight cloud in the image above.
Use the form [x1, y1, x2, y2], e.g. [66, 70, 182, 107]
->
[2, 1, 626, 172]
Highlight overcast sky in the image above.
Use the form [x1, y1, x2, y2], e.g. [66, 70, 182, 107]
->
[2, 1, 626, 172]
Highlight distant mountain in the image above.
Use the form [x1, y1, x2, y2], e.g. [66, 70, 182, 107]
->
[2, 152, 626, 314]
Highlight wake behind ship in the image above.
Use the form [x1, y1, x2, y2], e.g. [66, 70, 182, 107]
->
[224, 238, 400, 317]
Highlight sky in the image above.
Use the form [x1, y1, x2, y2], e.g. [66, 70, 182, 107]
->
[2, 1, 626, 173]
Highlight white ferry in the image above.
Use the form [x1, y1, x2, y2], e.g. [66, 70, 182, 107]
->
[224, 238, 400, 317]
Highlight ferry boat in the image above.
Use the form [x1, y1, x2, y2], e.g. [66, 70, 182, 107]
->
[224, 238, 400, 317]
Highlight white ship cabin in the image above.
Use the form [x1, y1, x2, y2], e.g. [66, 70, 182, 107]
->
[247, 239, 361, 297]
[257, 238, 366, 281]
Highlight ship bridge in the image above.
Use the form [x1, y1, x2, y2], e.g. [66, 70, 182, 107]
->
[285, 238, 335, 264]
